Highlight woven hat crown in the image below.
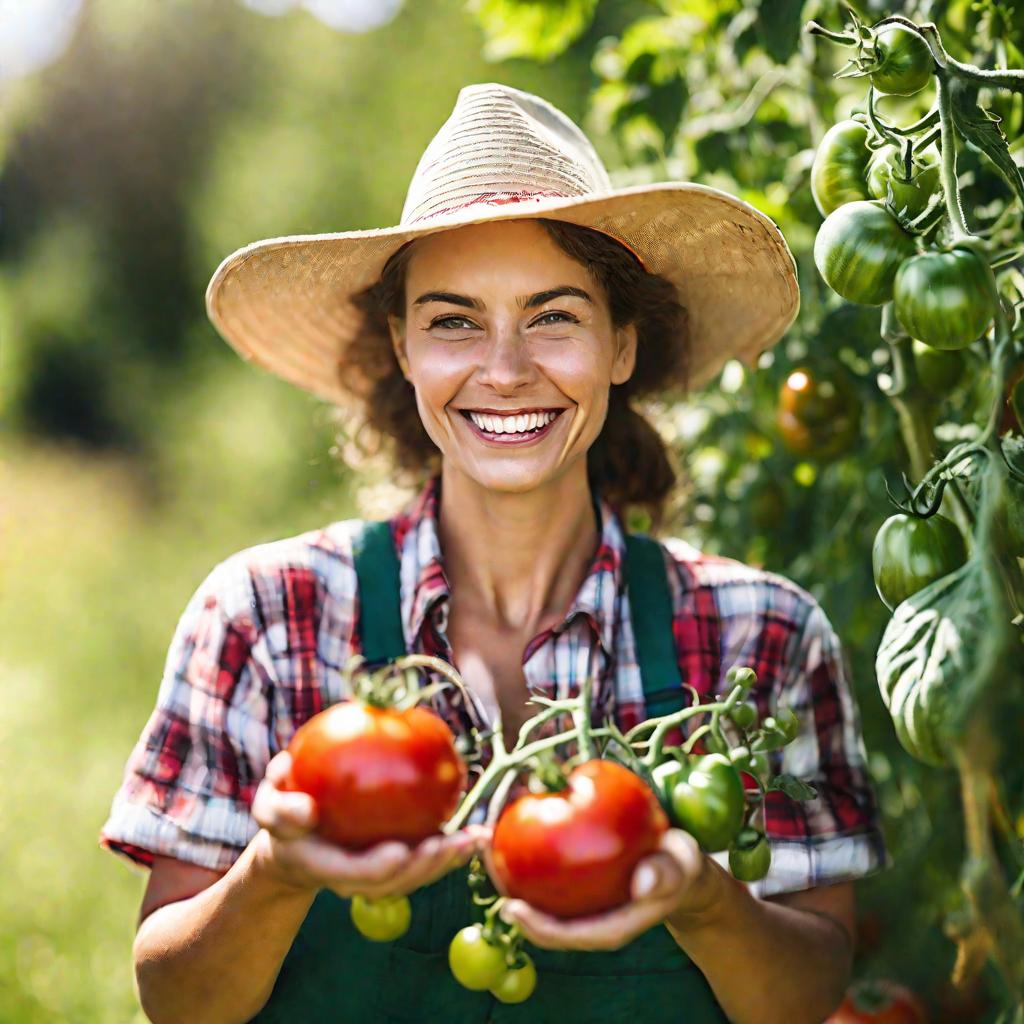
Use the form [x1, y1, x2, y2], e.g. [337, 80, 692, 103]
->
[400, 84, 613, 226]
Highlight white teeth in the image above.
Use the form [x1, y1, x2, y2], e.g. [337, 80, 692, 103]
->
[467, 410, 558, 434]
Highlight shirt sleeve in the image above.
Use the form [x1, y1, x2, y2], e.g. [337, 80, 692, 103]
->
[716, 597, 892, 898]
[99, 554, 275, 873]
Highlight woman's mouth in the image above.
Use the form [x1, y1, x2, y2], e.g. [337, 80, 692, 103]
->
[459, 408, 565, 446]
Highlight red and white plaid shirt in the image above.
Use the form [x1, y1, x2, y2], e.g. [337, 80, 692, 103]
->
[101, 475, 890, 897]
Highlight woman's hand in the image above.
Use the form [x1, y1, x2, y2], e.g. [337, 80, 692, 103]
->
[497, 829, 723, 952]
[251, 750, 488, 900]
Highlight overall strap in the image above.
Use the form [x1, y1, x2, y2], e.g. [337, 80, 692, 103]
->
[623, 533, 686, 717]
[352, 520, 406, 662]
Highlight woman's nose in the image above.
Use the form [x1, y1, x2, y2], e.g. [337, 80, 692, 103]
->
[475, 329, 537, 392]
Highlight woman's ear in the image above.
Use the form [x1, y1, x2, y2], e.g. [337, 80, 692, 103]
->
[388, 315, 412, 381]
[611, 323, 638, 385]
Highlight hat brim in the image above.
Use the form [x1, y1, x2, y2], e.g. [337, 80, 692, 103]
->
[205, 181, 799, 405]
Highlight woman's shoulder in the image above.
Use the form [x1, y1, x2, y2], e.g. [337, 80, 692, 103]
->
[187, 517, 374, 624]
[654, 534, 825, 631]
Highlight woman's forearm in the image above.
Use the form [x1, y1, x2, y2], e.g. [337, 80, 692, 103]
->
[665, 861, 852, 1024]
[133, 835, 317, 1024]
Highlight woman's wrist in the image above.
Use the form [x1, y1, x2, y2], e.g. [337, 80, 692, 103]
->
[249, 829, 322, 898]
[664, 853, 735, 933]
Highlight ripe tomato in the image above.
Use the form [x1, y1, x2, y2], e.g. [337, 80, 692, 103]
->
[814, 201, 917, 306]
[866, 146, 940, 218]
[728, 828, 771, 882]
[872, 513, 968, 612]
[912, 339, 965, 394]
[662, 753, 745, 853]
[490, 955, 537, 1004]
[811, 120, 872, 216]
[285, 701, 466, 850]
[350, 894, 411, 942]
[894, 249, 998, 350]
[869, 26, 933, 97]
[448, 925, 507, 991]
[489, 759, 668, 919]
[825, 979, 928, 1023]
[777, 367, 861, 461]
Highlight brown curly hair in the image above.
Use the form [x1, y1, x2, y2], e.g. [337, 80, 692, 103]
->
[337, 218, 690, 530]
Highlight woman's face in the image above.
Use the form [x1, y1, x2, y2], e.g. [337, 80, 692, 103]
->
[388, 220, 637, 495]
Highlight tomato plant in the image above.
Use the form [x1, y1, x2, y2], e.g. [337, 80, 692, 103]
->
[871, 513, 968, 612]
[448, 924, 507, 991]
[349, 894, 411, 942]
[868, 26, 933, 96]
[814, 200, 916, 306]
[825, 979, 928, 1023]
[811, 119, 872, 216]
[893, 249, 998, 351]
[662, 753, 745, 853]
[489, 759, 668, 918]
[776, 367, 861, 461]
[285, 700, 466, 850]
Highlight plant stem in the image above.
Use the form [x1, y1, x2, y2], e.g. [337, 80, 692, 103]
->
[803, 21, 857, 46]
[935, 70, 972, 242]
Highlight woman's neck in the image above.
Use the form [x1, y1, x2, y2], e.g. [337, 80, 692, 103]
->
[436, 463, 599, 635]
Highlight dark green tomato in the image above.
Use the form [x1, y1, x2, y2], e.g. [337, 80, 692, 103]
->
[814, 200, 917, 306]
[810, 119, 872, 217]
[669, 753, 746, 853]
[727, 701, 758, 731]
[728, 828, 772, 882]
[912, 338, 966, 394]
[866, 145, 940, 218]
[490, 956, 537, 1005]
[448, 925, 507, 991]
[350, 894, 411, 942]
[870, 26, 934, 96]
[872, 513, 968, 611]
[894, 249, 998, 350]
[776, 368, 862, 462]
[770, 708, 800, 744]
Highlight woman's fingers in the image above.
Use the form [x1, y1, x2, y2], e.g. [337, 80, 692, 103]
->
[252, 779, 318, 840]
[500, 898, 668, 952]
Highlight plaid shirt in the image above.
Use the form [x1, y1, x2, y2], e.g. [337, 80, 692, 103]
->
[101, 475, 890, 897]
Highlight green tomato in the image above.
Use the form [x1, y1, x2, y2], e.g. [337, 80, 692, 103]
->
[448, 925, 507, 991]
[669, 753, 746, 853]
[872, 513, 968, 612]
[728, 828, 772, 882]
[866, 145, 940, 218]
[870, 26, 934, 96]
[814, 200, 917, 306]
[810, 120, 872, 217]
[746, 753, 770, 780]
[771, 707, 800, 744]
[490, 955, 537, 1004]
[350, 894, 411, 942]
[912, 338, 966, 394]
[727, 702, 758, 731]
[894, 249, 998, 350]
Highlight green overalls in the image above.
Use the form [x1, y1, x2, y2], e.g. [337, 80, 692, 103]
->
[251, 523, 728, 1023]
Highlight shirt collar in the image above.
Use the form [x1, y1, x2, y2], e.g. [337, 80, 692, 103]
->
[390, 475, 627, 658]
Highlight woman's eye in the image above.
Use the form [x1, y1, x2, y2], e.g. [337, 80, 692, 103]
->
[430, 315, 477, 330]
[533, 311, 577, 327]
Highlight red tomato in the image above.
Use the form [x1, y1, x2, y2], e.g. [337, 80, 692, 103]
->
[489, 759, 668, 919]
[285, 701, 466, 850]
[826, 980, 929, 1024]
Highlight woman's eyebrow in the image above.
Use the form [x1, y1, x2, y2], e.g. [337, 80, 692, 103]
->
[412, 286, 594, 310]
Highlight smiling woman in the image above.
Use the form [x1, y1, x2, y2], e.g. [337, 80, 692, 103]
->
[343, 217, 687, 528]
[101, 82, 888, 1024]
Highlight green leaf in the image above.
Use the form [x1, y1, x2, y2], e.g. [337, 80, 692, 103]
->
[467, 0, 599, 63]
[754, 0, 806, 64]
[949, 77, 1024, 207]
[767, 773, 818, 801]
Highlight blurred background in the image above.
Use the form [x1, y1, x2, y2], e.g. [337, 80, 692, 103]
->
[2, 0, 1020, 1020]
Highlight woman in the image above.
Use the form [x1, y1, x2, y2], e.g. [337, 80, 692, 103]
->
[101, 84, 889, 1023]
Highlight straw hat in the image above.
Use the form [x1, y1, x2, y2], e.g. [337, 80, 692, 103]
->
[205, 83, 799, 405]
